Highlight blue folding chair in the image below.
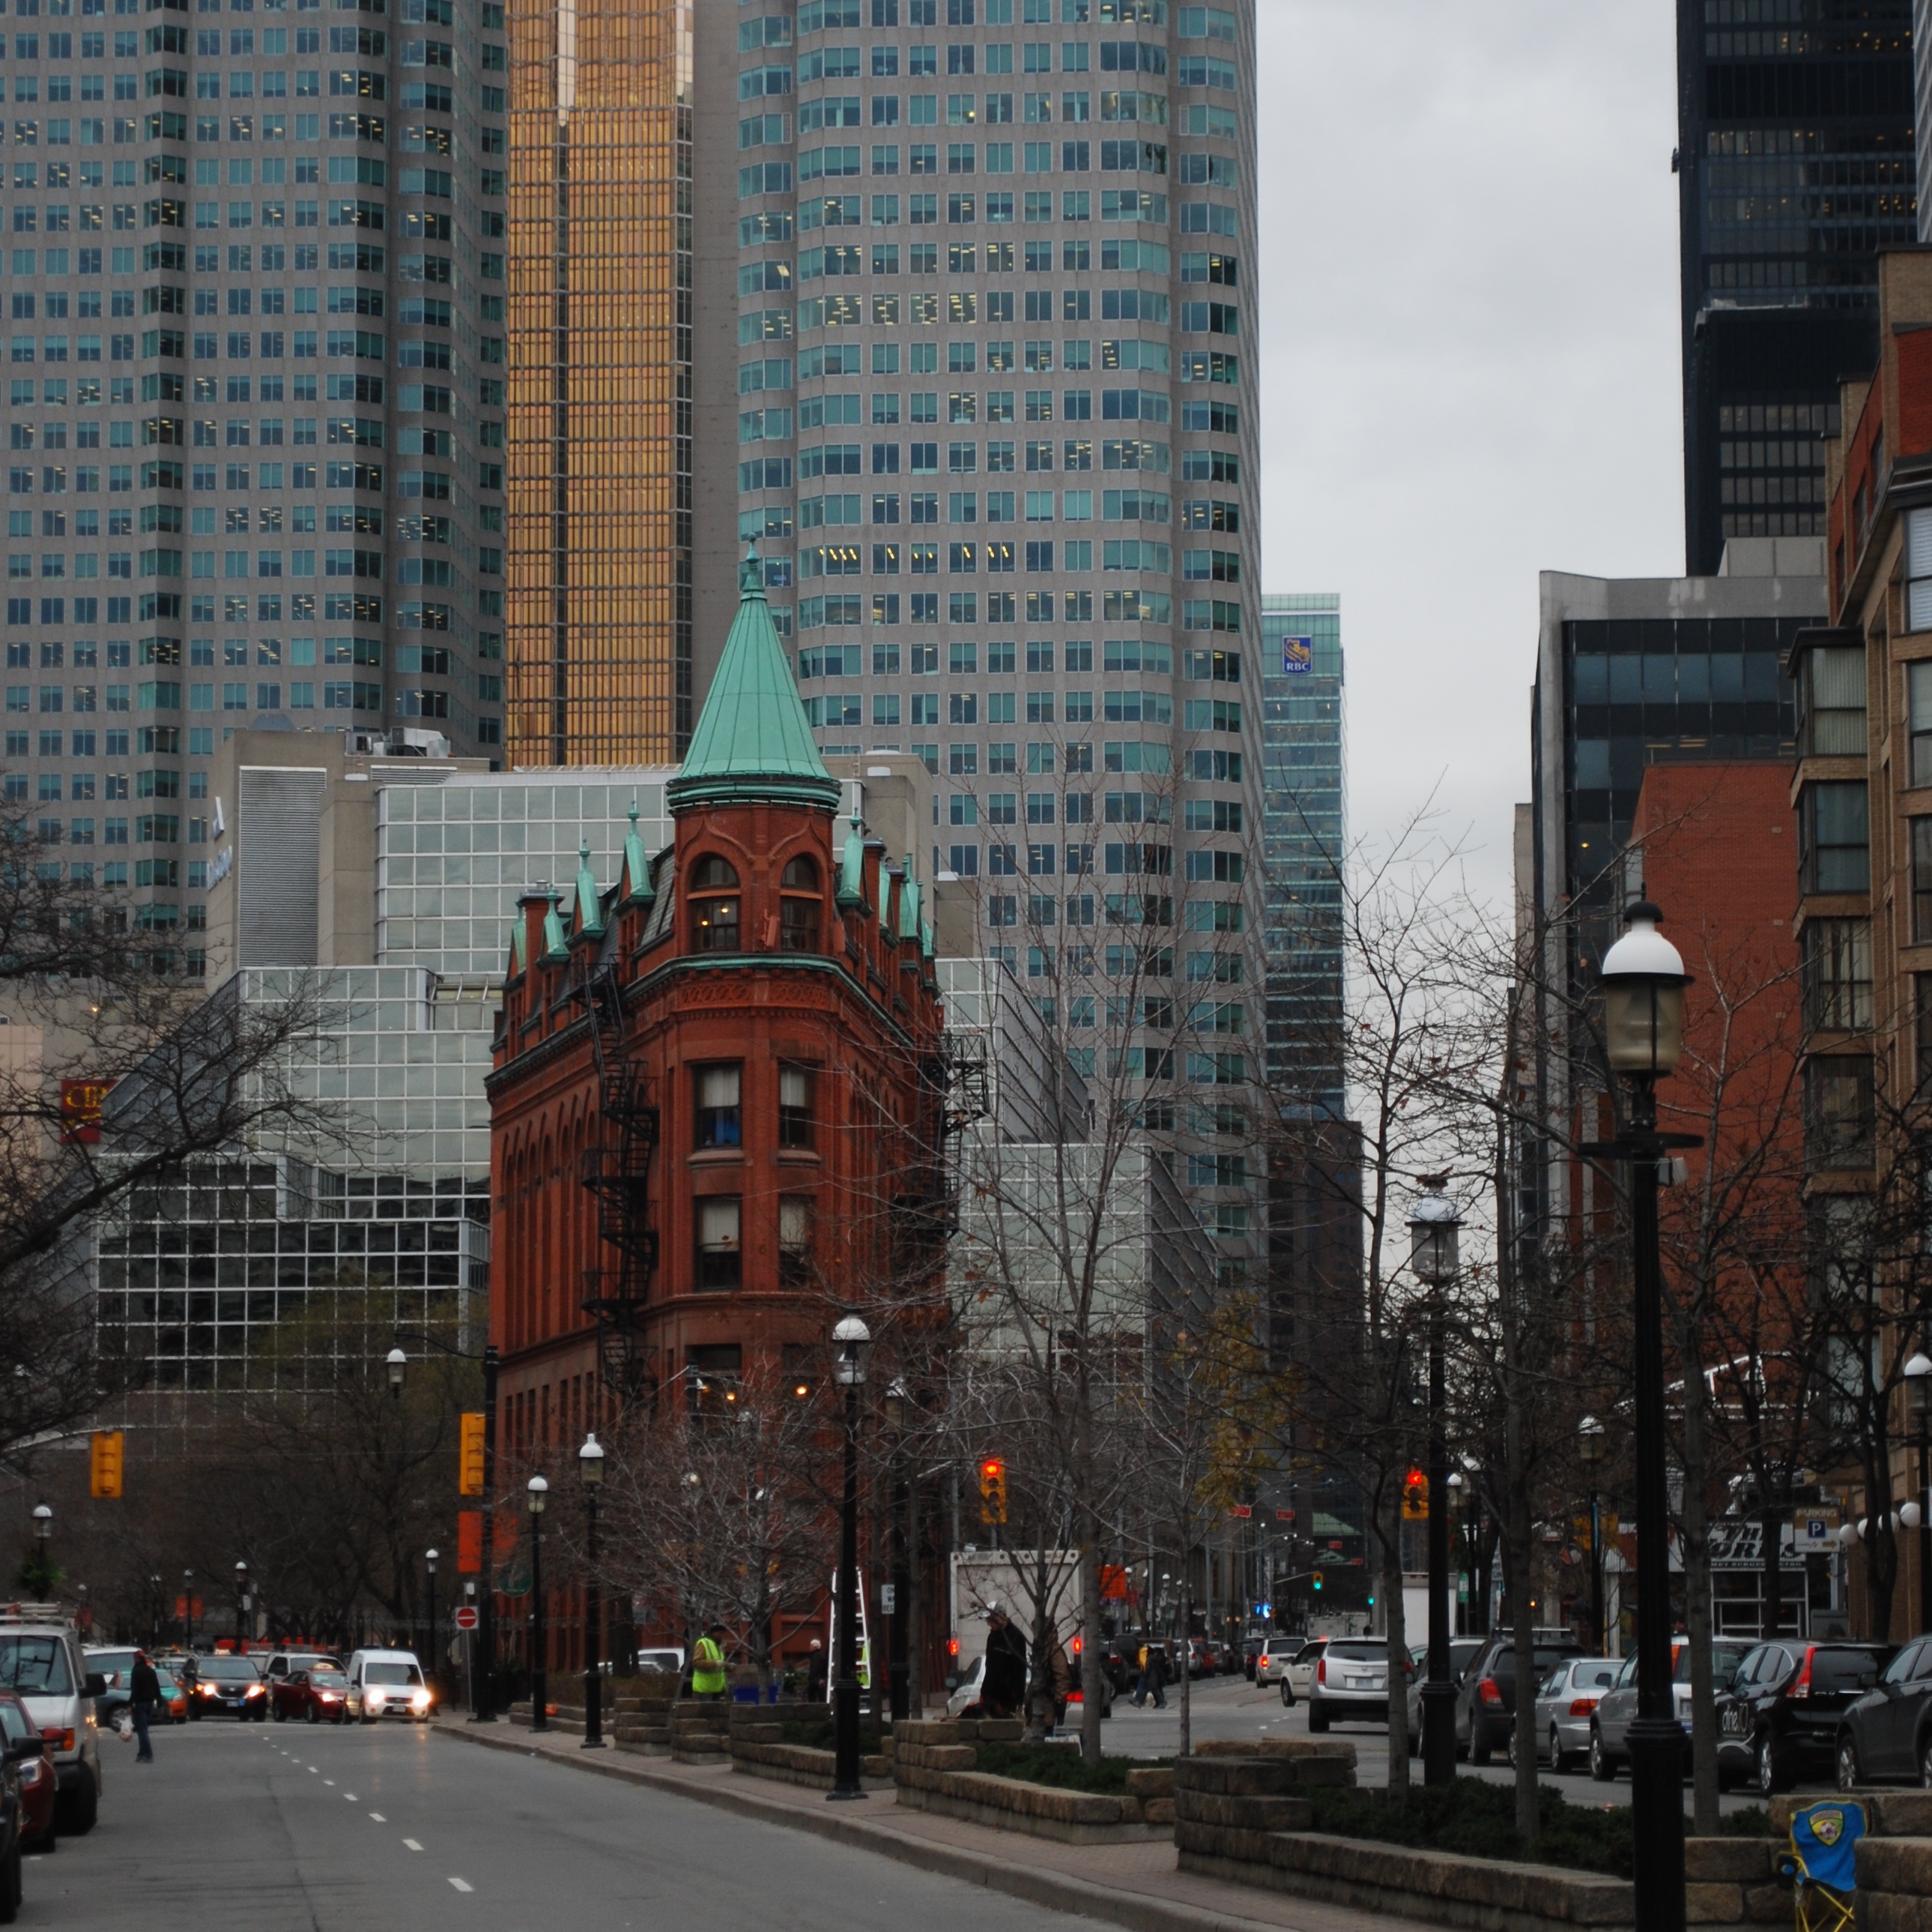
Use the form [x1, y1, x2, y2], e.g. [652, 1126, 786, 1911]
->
[1776, 1799, 1865, 1932]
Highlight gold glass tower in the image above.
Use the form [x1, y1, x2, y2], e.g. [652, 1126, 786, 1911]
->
[507, 0, 694, 764]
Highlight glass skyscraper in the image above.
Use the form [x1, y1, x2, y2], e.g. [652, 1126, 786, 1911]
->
[0, 0, 508, 973]
[730, 0, 1262, 1262]
[1677, 0, 1914, 574]
[1258, 591, 1340, 1120]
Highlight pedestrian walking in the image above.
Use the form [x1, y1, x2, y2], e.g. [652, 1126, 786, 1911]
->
[691, 1623, 729, 1701]
[1133, 1639, 1168, 1709]
[130, 1650, 160, 1762]
[980, 1603, 1027, 1719]
[1049, 1638, 1073, 1728]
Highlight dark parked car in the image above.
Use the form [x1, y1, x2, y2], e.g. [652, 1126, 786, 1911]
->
[0, 1696, 37, 1917]
[0, 1698, 52, 1855]
[1715, 1641, 1892, 1795]
[1456, 1635, 1583, 1764]
[190, 1654, 269, 1721]
[270, 1665, 351, 1725]
[1837, 1635, 1932, 1789]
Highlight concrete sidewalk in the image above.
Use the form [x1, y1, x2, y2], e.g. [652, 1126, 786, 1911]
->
[434, 1718, 1407, 1932]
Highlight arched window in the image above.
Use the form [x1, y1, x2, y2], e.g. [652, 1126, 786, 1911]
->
[690, 854, 740, 951]
[778, 853, 820, 952]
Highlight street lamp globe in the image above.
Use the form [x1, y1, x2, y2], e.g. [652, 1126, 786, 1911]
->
[1905, 1351, 1932, 1425]
[386, 1346, 407, 1395]
[578, 1432, 605, 1489]
[527, 1474, 548, 1517]
[426, 1548, 439, 1575]
[1598, 902, 1692, 1080]
[1579, 1415, 1605, 1466]
[1408, 1183, 1461, 1288]
[30, 1504, 49, 1545]
[832, 1315, 873, 1388]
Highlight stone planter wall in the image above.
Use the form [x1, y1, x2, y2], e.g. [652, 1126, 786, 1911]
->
[727, 1710, 891, 1790]
[890, 1718, 1172, 1844]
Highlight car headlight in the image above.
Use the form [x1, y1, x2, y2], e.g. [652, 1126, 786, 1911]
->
[410, 1691, 429, 1710]
[366, 1691, 385, 1707]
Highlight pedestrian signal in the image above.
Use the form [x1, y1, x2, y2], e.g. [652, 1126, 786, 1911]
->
[458, 1411, 486, 1496]
[89, 1430, 124, 1499]
[978, 1456, 1008, 1526]
[1402, 1468, 1429, 1520]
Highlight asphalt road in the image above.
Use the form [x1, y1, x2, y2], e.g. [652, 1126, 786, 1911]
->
[1097, 1672, 1808, 1814]
[24, 1718, 1091, 1932]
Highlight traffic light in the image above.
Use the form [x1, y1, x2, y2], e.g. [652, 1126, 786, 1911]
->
[458, 1411, 486, 1496]
[1311, 1571, 1324, 1593]
[1402, 1467, 1429, 1520]
[88, 1430, 124, 1500]
[978, 1456, 1008, 1526]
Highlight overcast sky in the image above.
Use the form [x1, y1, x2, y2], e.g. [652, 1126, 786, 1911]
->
[1256, 0, 1683, 909]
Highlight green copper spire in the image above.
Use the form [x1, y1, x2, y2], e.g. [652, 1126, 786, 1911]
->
[896, 852, 921, 943]
[667, 543, 842, 816]
[621, 799, 655, 906]
[570, 838, 603, 942]
[836, 814, 867, 913]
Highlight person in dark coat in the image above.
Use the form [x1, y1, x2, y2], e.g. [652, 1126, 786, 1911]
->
[129, 1650, 161, 1762]
[980, 1605, 1028, 1718]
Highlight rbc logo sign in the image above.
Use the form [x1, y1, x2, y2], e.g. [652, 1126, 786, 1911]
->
[1283, 635, 1313, 675]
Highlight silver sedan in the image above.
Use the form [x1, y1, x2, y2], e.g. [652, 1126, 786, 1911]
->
[1528, 1657, 1620, 1772]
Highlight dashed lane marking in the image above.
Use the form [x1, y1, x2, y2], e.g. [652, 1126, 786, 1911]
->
[449, 1879, 473, 1893]
[369, 1813, 386, 1823]
[403, 1839, 423, 1852]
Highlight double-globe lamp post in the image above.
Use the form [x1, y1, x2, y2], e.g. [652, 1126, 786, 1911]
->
[1578, 1416, 1605, 1654]
[580, 1431, 606, 1749]
[829, 1315, 872, 1802]
[1594, 900, 1697, 1932]
[1409, 1184, 1460, 1789]
[527, 1474, 549, 1733]
[1904, 1351, 1932, 1635]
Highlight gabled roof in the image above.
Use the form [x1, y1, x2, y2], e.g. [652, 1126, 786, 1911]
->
[667, 548, 842, 816]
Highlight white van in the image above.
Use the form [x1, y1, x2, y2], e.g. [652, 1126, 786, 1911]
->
[0, 1605, 103, 1830]
[342, 1650, 430, 1722]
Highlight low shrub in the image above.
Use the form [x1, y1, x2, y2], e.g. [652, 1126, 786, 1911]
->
[973, 1741, 1168, 1793]
[1303, 1780, 1637, 1879]
[778, 1716, 885, 1752]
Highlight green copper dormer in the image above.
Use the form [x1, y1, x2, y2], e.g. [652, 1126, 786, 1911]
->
[836, 814, 868, 913]
[507, 917, 527, 978]
[620, 801, 655, 908]
[896, 852, 921, 944]
[666, 543, 843, 816]
[541, 891, 571, 966]
[569, 840, 604, 945]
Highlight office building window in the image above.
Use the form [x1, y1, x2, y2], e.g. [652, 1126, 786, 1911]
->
[1800, 781, 1868, 894]
[1909, 506, 1932, 632]
[694, 1065, 742, 1150]
[1805, 1055, 1873, 1170]
[695, 1196, 743, 1291]
[1911, 660, 1932, 787]
[1801, 644, 1865, 758]
[689, 853, 741, 950]
[778, 1065, 814, 1148]
[1802, 917, 1871, 1032]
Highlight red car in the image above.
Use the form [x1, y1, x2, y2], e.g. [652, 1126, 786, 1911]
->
[0, 1694, 53, 1854]
[271, 1665, 351, 1724]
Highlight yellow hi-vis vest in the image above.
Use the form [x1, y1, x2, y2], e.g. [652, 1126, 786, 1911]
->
[691, 1636, 727, 1694]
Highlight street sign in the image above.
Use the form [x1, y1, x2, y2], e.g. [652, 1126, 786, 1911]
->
[452, 1606, 479, 1632]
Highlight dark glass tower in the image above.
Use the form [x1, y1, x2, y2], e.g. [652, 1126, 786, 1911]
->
[1677, 1, 1915, 575]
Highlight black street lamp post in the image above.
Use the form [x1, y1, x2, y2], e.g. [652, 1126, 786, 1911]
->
[234, 1560, 249, 1647]
[527, 1475, 549, 1733]
[385, 1336, 501, 1721]
[829, 1315, 871, 1802]
[425, 1549, 438, 1691]
[1906, 1352, 1931, 1635]
[1579, 1417, 1605, 1654]
[1410, 1183, 1460, 1788]
[1590, 901, 1697, 1932]
[183, 1568, 195, 1656]
[579, 1432, 605, 1749]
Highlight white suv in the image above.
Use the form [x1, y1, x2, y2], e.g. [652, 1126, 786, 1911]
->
[343, 1650, 431, 1722]
[0, 1606, 103, 1832]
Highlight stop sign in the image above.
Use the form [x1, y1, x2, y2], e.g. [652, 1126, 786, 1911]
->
[453, 1606, 479, 1631]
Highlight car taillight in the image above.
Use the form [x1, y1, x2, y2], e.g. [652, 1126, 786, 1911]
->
[1315, 1656, 1327, 1686]
[1478, 1677, 1503, 1708]
[39, 1730, 73, 1754]
[1789, 1649, 1814, 1699]
[1568, 1697, 1599, 1716]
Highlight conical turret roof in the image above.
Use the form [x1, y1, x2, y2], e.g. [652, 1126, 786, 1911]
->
[667, 548, 842, 815]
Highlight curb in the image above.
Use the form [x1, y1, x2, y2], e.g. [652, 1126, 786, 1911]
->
[434, 1722, 1297, 1932]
